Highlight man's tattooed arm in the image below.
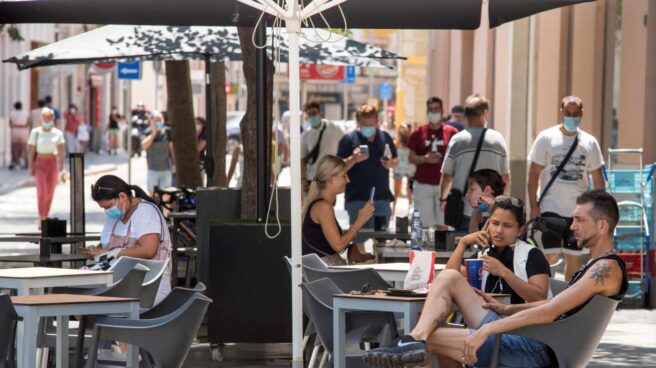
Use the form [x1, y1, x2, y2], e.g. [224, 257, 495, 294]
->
[588, 262, 612, 285]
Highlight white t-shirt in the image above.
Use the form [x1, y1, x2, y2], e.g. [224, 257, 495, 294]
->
[28, 127, 65, 154]
[100, 201, 171, 247]
[528, 125, 604, 216]
[301, 120, 344, 180]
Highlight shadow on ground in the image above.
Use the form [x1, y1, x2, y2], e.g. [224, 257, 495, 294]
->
[589, 343, 656, 367]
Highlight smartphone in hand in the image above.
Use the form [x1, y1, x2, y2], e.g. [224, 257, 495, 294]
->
[359, 144, 369, 155]
[369, 186, 376, 202]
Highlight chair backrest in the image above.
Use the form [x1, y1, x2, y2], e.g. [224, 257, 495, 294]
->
[510, 295, 620, 368]
[0, 294, 18, 367]
[302, 253, 329, 270]
[95, 293, 212, 368]
[140, 282, 206, 320]
[109, 256, 168, 308]
[99, 264, 149, 299]
[549, 279, 569, 297]
[300, 278, 342, 352]
[303, 266, 391, 292]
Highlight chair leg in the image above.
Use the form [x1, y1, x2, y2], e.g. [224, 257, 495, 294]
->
[318, 350, 329, 368]
[308, 345, 321, 368]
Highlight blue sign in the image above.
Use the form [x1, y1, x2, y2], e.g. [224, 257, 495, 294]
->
[379, 82, 392, 100]
[117, 61, 142, 80]
[343, 66, 356, 84]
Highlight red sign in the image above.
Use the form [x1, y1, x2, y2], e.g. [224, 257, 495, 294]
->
[95, 62, 116, 69]
[299, 65, 345, 80]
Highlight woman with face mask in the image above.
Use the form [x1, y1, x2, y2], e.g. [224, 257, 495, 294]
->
[445, 196, 552, 304]
[89, 174, 172, 303]
[27, 108, 66, 227]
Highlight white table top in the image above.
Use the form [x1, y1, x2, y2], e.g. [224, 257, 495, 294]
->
[0, 267, 112, 279]
[331, 262, 446, 272]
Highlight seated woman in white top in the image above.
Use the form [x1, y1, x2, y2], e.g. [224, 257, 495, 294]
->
[88, 174, 172, 303]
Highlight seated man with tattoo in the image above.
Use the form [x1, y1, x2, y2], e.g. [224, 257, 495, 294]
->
[363, 190, 628, 368]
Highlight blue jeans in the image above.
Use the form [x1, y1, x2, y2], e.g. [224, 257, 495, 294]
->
[469, 310, 554, 367]
[345, 200, 391, 244]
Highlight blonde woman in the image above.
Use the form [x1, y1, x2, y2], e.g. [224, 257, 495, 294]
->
[302, 155, 375, 265]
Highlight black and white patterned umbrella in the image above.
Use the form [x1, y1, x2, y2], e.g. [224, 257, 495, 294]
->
[4, 25, 404, 70]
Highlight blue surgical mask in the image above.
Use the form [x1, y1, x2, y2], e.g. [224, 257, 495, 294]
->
[105, 199, 124, 220]
[307, 117, 321, 128]
[42, 122, 54, 129]
[156, 122, 165, 129]
[360, 126, 377, 138]
[562, 117, 581, 132]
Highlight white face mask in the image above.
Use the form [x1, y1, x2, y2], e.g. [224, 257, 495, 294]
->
[427, 113, 442, 124]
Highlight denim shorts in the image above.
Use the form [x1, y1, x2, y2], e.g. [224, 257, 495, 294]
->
[469, 310, 554, 367]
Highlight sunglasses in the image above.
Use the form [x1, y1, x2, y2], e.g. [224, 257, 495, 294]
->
[494, 195, 524, 208]
[91, 184, 116, 197]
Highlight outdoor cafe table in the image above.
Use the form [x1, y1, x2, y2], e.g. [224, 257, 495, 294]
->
[0, 267, 113, 295]
[374, 245, 477, 263]
[330, 262, 446, 284]
[11, 294, 140, 368]
[332, 292, 512, 368]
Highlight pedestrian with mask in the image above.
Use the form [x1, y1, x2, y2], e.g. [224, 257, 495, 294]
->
[527, 95, 605, 280]
[407, 97, 459, 227]
[27, 108, 66, 225]
[142, 111, 174, 194]
[337, 104, 399, 252]
[301, 101, 344, 195]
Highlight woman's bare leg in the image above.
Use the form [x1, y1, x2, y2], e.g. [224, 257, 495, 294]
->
[409, 269, 489, 341]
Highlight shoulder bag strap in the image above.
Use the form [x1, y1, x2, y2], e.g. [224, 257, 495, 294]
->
[464, 128, 487, 193]
[538, 135, 579, 206]
[304, 124, 326, 165]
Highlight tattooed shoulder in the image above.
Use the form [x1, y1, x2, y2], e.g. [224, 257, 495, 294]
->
[588, 261, 613, 285]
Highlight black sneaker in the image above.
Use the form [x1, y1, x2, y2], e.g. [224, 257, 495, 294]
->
[362, 335, 428, 367]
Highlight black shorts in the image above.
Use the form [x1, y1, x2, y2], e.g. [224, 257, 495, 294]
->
[540, 212, 587, 255]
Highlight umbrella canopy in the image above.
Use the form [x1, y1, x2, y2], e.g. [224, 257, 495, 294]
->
[4, 25, 404, 70]
[0, 0, 594, 29]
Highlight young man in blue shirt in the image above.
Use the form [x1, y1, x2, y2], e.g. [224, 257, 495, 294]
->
[337, 104, 399, 254]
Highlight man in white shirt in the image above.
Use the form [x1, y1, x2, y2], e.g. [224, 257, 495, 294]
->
[9, 101, 30, 169]
[300, 101, 344, 194]
[527, 96, 605, 280]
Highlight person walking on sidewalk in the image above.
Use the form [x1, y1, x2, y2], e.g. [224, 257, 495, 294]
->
[27, 108, 66, 224]
[142, 111, 174, 194]
[9, 101, 30, 169]
[439, 94, 511, 231]
[527, 95, 605, 281]
[407, 97, 458, 227]
[64, 104, 82, 154]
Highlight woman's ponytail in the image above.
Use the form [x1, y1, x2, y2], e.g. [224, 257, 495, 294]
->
[302, 180, 322, 219]
[130, 184, 156, 204]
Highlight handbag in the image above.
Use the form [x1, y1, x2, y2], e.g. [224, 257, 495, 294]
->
[537, 135, 579, 207]
[444, 128, 487, 228]
[302, 237, 347, 266]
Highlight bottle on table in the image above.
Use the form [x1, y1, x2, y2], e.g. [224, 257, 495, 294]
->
[410, 210, 423, 251]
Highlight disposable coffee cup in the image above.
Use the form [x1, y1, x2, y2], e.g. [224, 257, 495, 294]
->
[465, 259, 484, 289]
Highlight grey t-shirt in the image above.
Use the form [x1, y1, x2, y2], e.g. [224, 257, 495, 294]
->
[146, 132, 171, 171]
[441, 127, 510, 216]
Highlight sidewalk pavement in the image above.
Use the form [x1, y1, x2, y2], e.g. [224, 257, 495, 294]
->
[0, 152, 126, 195]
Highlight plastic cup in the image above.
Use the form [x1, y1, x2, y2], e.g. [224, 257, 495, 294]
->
[465, 259, 484, 289]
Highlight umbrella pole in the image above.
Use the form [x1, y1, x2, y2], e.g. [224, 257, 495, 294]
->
[286, 16, 303, 368]
[204, 53, 215, 186]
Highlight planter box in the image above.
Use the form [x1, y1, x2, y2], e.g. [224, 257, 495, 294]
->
[207, 223, 291, 344]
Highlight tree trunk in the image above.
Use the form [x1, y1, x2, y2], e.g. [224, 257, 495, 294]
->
[238, 26, 275, 220]
[165, 60, 202, 188]
[210, 62, 227, 187]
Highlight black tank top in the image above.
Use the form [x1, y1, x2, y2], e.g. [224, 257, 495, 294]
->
[302, 200, 342, 256]
[559, 253, 628, 320]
